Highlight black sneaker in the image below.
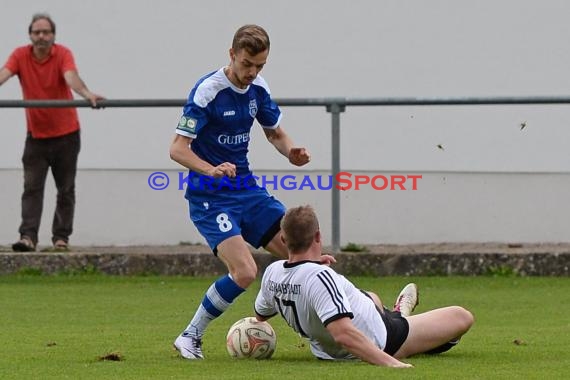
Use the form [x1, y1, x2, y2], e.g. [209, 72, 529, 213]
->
[12, 236, 36, 252]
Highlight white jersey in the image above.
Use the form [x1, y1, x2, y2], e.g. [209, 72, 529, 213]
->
[255, 260, 387, 360]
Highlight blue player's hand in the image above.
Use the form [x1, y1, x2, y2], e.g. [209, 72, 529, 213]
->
[289, 147, 311, 166]
[209, 162, 236, 178]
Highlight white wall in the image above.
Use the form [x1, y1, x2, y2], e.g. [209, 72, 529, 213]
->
[1, 1, 570, 172]
[1, 169, 568, 247]
[1, 1, 570, 245]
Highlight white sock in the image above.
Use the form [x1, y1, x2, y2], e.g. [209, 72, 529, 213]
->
[183, 274, 245, 338]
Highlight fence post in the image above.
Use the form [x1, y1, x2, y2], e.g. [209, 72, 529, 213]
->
[326, 101, 346, 253]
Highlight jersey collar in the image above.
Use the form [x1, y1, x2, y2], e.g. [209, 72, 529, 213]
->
[220, 67, 250, 94]
[283, 260, 322, 268]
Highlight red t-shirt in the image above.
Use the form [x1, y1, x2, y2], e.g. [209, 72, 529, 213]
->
[4, 44, 80, 138]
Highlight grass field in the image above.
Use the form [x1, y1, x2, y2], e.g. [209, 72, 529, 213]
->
[0, 274, 568, 379]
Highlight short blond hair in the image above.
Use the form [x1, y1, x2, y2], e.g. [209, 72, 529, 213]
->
[281, 205, 319, 253]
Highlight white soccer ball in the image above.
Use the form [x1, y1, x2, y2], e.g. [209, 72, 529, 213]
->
[226, 317, 276, 359]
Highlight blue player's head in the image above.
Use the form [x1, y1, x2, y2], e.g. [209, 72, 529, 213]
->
[227, 24, 270, 89]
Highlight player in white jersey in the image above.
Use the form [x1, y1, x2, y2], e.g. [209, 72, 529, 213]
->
[255, 205, 474, 367]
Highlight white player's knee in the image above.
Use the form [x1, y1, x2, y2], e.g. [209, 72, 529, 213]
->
[454, 306, 475, 332]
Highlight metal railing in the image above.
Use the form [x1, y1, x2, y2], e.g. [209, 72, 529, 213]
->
[3, 95, 570, 252]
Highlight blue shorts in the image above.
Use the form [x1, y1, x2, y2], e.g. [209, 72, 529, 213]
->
[186, 185, 286, 253]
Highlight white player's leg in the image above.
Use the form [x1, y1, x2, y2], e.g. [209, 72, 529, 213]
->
[394, 306, 474, 358]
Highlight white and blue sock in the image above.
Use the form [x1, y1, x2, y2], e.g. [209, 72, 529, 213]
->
[183, 274, 245, 338]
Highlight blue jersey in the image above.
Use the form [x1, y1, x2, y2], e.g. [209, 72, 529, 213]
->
[176, 68, 282, 189]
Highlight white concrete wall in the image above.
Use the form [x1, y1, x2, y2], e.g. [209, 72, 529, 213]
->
[1, 169, 568, 247]
[1, 1, 570, 172]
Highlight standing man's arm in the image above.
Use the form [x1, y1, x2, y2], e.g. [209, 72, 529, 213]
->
[0, 67, 13, 86]
[63, 70, 104, 107]
[263, 126, 311, 166]
[326, 317, 413, 368]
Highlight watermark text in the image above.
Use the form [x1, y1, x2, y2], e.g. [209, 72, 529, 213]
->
[147, 171, 422, 191]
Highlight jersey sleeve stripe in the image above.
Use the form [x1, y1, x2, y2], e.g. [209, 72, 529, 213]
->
[260, 113, 282, 129]
[255, 309, 278, 319]
[323, 312, 354, 327]
[175, 128, 197, 139]
[320, 271, 348, 313]
[316, 271, 348, 314]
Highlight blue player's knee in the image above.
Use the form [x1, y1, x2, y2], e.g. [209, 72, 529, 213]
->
[230, 267, 257, 289]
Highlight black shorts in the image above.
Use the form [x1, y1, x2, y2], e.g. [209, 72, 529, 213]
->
[360, 290, 409, 355]
[379, 307, 409, 355]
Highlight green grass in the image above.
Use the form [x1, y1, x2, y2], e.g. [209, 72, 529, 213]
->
[0, 275, 568, 379]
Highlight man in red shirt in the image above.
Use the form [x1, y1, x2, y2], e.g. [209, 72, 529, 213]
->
[0, 13, 104, 252]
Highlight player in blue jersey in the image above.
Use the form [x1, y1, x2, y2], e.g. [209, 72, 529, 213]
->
[169, 24, 335, 359]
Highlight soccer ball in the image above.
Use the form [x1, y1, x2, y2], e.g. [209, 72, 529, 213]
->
[226, 317, 276, 359]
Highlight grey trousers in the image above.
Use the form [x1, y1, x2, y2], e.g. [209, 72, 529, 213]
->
[19, 130, 80, 245]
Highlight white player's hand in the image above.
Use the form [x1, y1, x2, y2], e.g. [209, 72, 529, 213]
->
[319, 254, 336, 266]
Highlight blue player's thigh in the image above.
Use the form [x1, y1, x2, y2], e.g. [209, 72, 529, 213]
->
[188, 197, 243, 250]
[240, 188, 286, 248]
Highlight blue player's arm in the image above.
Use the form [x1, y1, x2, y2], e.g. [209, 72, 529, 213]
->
[263, 126, 311, 166]
[169, 134, 236, 178]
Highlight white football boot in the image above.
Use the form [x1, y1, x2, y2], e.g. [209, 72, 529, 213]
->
[393, 283, 419, 317]
[174, 332, 204, 359]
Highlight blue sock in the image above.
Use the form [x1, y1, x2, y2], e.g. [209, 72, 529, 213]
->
[184, 274, 245, 337]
